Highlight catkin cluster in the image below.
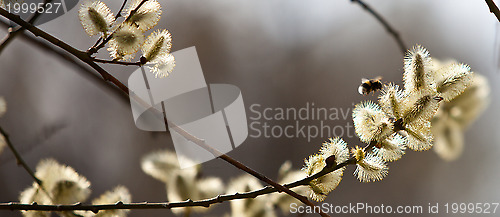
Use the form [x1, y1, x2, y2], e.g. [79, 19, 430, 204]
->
[79, 0, 175, 77]
[302, 45, 474, 202]
[19, 159, 131, 217]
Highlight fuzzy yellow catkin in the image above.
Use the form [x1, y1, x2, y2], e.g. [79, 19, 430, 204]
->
[403, 45, 435, 96]
[353, 101, 394, 143]
[78, 1, 115, 37]
[142, 29, 172, 62]
[378, 83, 403, 119]
[107, 24, 145, 60]
[374, 133, 407, 162]
[123, 0, 162, 32]
[352, 146, 388, 182]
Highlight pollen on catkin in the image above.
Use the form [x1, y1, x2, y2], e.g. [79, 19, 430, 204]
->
[300, 138, 350, 201]
[378, 83, 404, 119]
[36, 159, 91, 204]
[352, 147, 388, 182]
[142, 29, 172, 63]
[19, 159, 91, 211]
[402, 94, 442, 126]
[148, 53, 176, 78]
[353, 101, 394, 143]
[123, 0, 162, 32]
[373, 133, 406, 162]
[403, 45, 435, 96]
[302, 154, 343, 202]
[404, 120, 434, 151]
[107, 24, 145, 60]
[320, 137, 350, 164]
[435, 63, 473, 102]
[79, 0, 115, 37]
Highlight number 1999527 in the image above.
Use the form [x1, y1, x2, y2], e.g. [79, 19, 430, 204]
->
[444, 203, 499, 214]
[5, 2, 62, 14]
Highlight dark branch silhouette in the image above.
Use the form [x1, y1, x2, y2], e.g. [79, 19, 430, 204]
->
[0, 0, 53, 54]
[0, 5, 328, 216]
[351, 0, 407, 55]
[485, 0, 500, 22]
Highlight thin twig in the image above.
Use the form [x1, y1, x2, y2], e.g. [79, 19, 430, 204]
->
[0, 158, 355, 212]
[0, 0, 53, 54]
[0, 126, 42, 186]
[116, 0, 129, 19]
[89, 0, 129, 49]
[88, 0, 148, 55]
[92, 58, 142, 66]
[0, 8, 328, 216]
[350, 0, 407, 55]
[485, 0, 500, 22]
[166, 114, 330, 217]
[0, 19, 129, 103]
[0, 7, 129, 94]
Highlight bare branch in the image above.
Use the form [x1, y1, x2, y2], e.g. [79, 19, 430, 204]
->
[0, 8, 329, 216]
[0, 126, 42, 186]
[485, 0, 500, 22]
[88, 0, 148, 55]
[0, 158, 355, 212]
[89, 0, 130, 50]
[116, 0, 129, 19]
[92, 58, 142, 66]
[0, 0, 53, 54]
[0, 19, 129, 103]
[0, 7, 130, 94]
[351, 0, 407, 55]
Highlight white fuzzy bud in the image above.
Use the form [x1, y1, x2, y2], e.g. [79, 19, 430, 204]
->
[142, 29, 172, 63]
[352, 146, 388, 182]
[436, 63, 473, 102]
[374, 133, 407, 162]
[107, 24, 145, 60]
[353, 101, 394, 143]
[403, 45, 436, 96]
[79, 1, 115, 37]
[378, 83, 404, 119]
[123, 0, 162, 32]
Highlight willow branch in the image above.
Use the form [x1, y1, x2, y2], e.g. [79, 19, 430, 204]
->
[351, 0, 407, 55]
[88, 0, 148, 55]
[0, 126, 42, 186]
[0, 20, 128, 103]
[166, 120, 330, 217]
[0, 7, 129, 94]
[116, 0, 129, 19]
[90, 0, 129, 49]
[0, 8, 328, 216]
[92, 58, 142, 66]
[0, 126, 60, 206]
[0, 157, 355, 212]
[0, 0, 53, 54]
[485, 0, 500, 22]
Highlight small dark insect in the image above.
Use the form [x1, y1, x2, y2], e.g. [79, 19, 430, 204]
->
[358, 76, 383, 95]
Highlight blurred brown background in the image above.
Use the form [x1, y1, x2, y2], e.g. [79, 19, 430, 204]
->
[0, 0, 499, 216]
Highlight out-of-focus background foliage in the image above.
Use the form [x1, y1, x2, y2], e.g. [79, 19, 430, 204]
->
[0, 0, 498, 216]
